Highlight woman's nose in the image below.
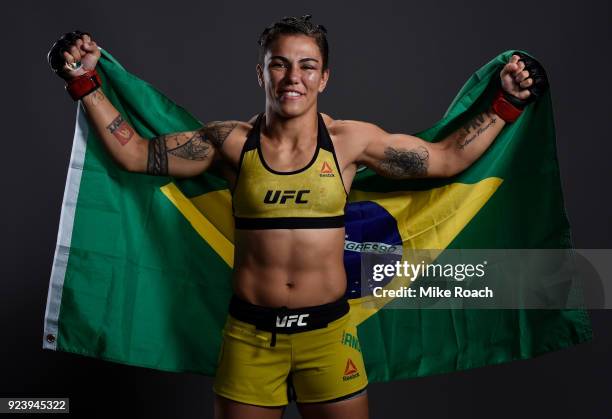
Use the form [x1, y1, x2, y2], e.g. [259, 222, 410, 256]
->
[285, 65, 301, 81]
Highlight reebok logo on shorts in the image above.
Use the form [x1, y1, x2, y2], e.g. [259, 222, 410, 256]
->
[342, 358, 360, 381]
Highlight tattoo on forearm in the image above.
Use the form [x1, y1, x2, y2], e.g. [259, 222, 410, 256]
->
[106, 115, 135, 146]
[147, 136, 168, 175]
[87, 89, 106, 106]
[167, 132, 211, 160]
[454, 111, 497, 150]
[379, 145, 429, 178]
[201, 121, 238, 148]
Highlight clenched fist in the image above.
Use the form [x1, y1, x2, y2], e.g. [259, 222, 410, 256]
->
[499, 52, 549, 108]
[47, 31, 101, 80]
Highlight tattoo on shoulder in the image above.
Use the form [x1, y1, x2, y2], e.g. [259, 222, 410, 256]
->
[147, 135, 168, 176]
[200, 121, 239, 149]
[379, 145, 429, 178]
[106, 114, 134, 146]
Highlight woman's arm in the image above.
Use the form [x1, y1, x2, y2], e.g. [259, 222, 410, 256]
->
[49, 31, 237, 178]
[351, 53, 544, 178]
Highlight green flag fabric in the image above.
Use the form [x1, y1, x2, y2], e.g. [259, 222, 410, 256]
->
[43, 49, 592, 381]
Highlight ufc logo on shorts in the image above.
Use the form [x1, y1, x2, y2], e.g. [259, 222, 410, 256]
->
[276, 314, 310, 327]
[264, 190, 310, 204]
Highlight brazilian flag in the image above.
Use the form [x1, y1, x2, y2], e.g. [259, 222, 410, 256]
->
[42, 49, 592, 381]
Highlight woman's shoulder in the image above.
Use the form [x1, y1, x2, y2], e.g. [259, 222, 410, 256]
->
[321, 113, 380, 141]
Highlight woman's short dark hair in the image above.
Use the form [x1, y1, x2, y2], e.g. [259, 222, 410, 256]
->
[257, 15, 329, 71]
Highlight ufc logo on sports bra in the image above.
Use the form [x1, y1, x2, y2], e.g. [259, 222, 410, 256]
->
[276, 314, 310, 327]
[263, 190, 310, 204]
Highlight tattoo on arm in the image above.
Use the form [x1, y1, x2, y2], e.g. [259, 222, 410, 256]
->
[147, 135, 168, 175]
[200, 121, 238, 149]
[106, 115, 135, 146]
[167, 132, 211, 160]
[87, 89, 106, 106]
[454, 111, 497, 150]
[144, 121, 238, 176]
[379, 145, 429, 178]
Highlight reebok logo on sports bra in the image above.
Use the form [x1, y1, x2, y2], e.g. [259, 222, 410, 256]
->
[320, 161, 335, 177]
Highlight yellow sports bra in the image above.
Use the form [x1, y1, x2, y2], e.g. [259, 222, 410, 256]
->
[232, 112, 348, 229]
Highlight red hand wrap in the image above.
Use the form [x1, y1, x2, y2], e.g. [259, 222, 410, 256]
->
[65, 69, 102, 101]
[491, 89, 523, 123]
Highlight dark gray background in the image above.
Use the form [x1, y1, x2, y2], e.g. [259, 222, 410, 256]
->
[2, 0, 611, 417]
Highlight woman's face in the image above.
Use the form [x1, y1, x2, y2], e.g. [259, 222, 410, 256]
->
[257, 34, 330, 118]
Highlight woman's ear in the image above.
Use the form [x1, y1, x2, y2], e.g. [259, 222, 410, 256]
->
[256, 64, 264, 88]
[319, 68, 330, 93]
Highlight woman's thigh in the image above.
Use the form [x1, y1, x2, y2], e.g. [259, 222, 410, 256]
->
[214, 395, 285, 419]
[297, 392, 369, 419]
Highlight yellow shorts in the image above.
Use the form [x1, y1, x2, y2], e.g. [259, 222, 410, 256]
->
[212, 297, 368, 406]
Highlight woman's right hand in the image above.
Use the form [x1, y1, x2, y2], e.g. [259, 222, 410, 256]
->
[47, 31, 101, 80]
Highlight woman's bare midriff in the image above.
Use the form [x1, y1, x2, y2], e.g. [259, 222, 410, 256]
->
[232, 226, 347, 308]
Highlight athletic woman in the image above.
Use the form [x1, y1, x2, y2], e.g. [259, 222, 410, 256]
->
[48, 15, 546, 419]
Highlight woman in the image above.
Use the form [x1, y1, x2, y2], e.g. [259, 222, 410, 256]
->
[48, 15, 544, 419]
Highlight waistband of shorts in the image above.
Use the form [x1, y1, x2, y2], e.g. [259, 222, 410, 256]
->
[228, 294, 349, 346]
